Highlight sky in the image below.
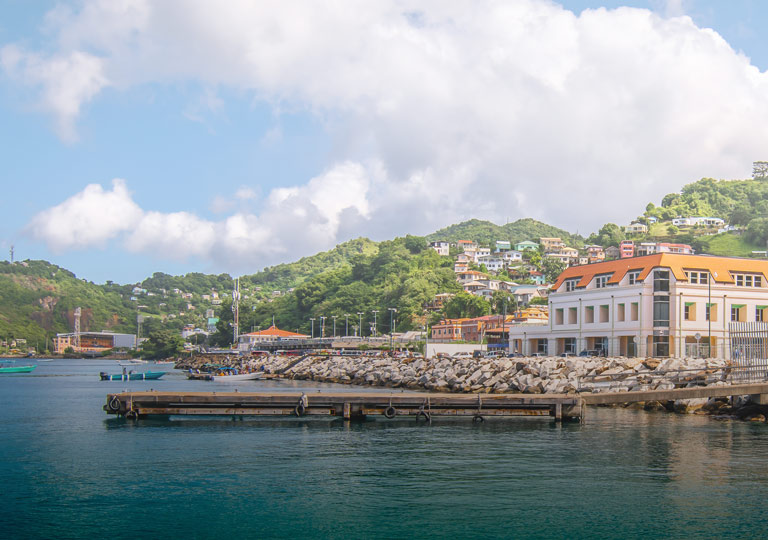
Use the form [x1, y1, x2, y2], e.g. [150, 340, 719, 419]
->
[2, 0, 768, 284]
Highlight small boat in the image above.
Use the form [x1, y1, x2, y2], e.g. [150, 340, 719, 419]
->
[0, 364, 36, 373]
[187, 367, 263, 382]
[100, 370, 166, 381]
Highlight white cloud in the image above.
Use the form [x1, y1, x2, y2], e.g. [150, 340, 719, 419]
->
[26, 179, 142, 251]
[27, 165, 371, 271]
[12, 1, 768, 268]
[1, 46, 109, 141]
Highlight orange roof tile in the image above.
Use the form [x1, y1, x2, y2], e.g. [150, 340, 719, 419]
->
[551, 254, 768, 290]
[244, 325, 309, 338]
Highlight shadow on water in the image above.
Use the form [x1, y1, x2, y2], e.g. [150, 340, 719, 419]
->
[103, 414, 577, 433]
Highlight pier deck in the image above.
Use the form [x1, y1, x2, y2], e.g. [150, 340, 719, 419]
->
[104, 391, 584, 422]
[580, 382, 768, 405]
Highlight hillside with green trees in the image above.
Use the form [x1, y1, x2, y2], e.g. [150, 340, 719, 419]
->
[241, 237, 379, 294]
[209, 236, 463, 346]
[0, 260, 136, 351]
[426, 218, 584, 248]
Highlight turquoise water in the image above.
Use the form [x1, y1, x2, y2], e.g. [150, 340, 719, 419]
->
[2, 359, 768, 539]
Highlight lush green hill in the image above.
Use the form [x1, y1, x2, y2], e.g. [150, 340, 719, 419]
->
[426, 218, 583, 247]
[210, 236, 462, 345]
[645, 176, 768, 226]
[241, 237, 379, 294]
[0, 260, 137, 350]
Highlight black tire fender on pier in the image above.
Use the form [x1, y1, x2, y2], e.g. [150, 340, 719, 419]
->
[384, 406, 397, 419]
[108, 396, 121, 412]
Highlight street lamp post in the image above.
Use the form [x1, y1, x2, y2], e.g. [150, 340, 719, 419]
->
[372, 310, 379, 337]
[357, 312, 364, 337]
[344, 314, 349, 337]
[320, 316, 326, 339]
[503, 298, 508, 356]
[332, 315, 337, 337]
[388, 308, 397, 353]
[309, 318, 315, 339]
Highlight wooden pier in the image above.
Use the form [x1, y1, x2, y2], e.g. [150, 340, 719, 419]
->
[104, 391, 584, 422]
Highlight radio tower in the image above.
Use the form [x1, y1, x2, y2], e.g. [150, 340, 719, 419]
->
[73, 307, 81, 350]
[231, 277, 240, 345]
[9, 245, 14, 263]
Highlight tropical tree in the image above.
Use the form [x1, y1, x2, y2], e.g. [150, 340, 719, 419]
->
[141, 329, 185, 359]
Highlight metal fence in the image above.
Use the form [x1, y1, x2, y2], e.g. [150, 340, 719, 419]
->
[684, 343, 711, 358]
[729, 322, 768, 383]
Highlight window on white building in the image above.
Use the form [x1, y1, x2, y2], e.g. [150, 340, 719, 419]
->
[627, 271, 641, 285]
[733, 273, 762, 287]
[594, 274, 611, 288]
[686, 271, 708, 284]
[565, 279, 579, 292]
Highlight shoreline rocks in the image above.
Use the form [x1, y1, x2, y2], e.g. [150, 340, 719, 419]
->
[178, 352, 765, 420]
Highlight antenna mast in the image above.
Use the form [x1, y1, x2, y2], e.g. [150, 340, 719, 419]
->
[232, 277, 240, 345]
[9, 245, 14, 263]
[73, 307, 81, 350]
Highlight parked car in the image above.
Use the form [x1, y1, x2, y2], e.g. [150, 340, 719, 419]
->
[578, 349, 605, 357]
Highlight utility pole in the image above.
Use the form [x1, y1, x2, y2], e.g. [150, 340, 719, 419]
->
[372, 310, 379, 337]
[332, 315, 337, 338]
[9, 245, 14, 263]
[320, 316, 326, 339]
[344, 314, 349, 337]
[310, 318, 316, 339]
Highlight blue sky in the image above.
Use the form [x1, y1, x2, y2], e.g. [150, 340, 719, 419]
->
[2, 0, 768, 284]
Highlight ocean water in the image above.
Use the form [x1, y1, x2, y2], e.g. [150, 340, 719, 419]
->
[2, 359, 768, 539]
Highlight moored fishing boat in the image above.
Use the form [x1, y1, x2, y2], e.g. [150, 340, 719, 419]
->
[100, 370, 166, 381]
[0, 364, 36, 373]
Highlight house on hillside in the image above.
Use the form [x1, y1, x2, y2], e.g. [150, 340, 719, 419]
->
[620, 240, 634, 258]
[605, 246, 621, 260]
[456, 270, 488, 283]
[515, 240, 539, 251]
[430, 241, 450, 256]
[625, 222, 648, 234]
[672, 217, 725, 228]
[495, 240, 511, 252]
[540, 237, 565, 252]
[457, 240, 477, 252]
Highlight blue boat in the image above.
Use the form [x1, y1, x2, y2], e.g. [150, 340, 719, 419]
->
[100, 370, 166, 381]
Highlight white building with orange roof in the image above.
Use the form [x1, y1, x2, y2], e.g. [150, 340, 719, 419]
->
[502, 253, 768, 359]
[238, 325, 309, 351]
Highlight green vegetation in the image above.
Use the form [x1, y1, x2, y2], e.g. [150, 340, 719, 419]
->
[0, 260, 137, 352]
[695, 233, 764, 257]
[241, 238, 379, 295]
[140, 329, 185, 359]
[210, 236, 461, 346]
[426, 218, 583, 248]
